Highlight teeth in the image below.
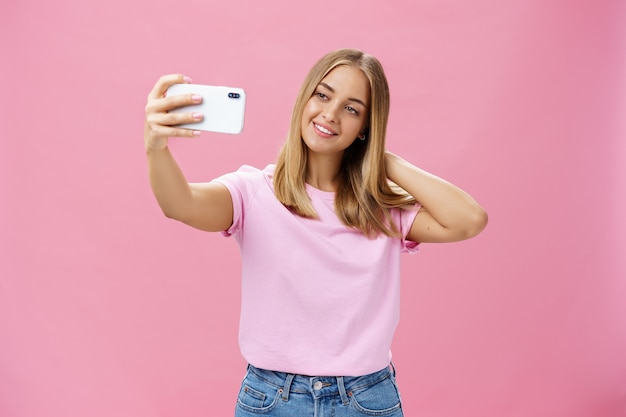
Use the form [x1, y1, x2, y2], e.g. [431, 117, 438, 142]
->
[315, 123, 334, 135]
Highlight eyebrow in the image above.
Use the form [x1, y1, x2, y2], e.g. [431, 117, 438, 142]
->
[318, 82, 368, 109]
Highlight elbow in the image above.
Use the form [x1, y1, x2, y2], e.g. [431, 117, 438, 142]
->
[161, 208, 178, 221]
[464, 206, 488, 239]
[160, 206, 187, 223]
[162, 209, 177, 220]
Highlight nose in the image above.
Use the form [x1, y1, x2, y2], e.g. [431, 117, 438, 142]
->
[322, 102, 340, 123]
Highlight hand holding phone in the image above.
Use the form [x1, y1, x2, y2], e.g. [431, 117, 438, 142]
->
[166, 84, 246, 135]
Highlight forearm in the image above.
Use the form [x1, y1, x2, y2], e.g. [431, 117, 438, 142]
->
[385, 151, 487, 237]
[146, 146, 194, 220]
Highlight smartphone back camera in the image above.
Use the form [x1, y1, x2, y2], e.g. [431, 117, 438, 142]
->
[228, 92, 241, 99]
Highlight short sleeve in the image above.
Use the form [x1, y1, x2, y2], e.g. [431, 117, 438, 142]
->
[394, 204, 421, 254]
[211, 165, 265, 237]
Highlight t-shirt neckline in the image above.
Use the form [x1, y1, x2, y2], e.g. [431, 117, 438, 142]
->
[305, 183, 335, 201]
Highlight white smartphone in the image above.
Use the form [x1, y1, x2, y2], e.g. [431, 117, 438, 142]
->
[166, 84, 246, 134]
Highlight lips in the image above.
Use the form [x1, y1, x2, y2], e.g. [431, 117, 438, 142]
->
[313, 122, 337, 136]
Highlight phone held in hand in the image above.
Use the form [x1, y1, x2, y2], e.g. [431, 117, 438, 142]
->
[166, 84, 246, 135]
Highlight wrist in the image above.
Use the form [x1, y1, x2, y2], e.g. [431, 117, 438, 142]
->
[145, 142, 168, 154]
[384, 151, 401, 181]
[144, 136, 169, 153]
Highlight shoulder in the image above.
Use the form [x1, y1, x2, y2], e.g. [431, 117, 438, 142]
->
[212, 164, 276, 202]
[214, 164, 275, 184]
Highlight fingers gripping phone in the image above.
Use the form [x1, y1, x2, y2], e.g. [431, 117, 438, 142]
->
[166, 84, 246, 134]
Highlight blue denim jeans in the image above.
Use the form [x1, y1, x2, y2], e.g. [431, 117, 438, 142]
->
[234, 364, 404, 417]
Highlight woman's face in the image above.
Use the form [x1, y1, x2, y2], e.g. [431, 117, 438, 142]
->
[300, 65, 370, 158]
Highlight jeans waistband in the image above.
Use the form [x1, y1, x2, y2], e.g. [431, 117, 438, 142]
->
[246, 363, 396, 404]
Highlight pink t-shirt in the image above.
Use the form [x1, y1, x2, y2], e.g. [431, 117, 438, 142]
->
[213, 164, 419, 376]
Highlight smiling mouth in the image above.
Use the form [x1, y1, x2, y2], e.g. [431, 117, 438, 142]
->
[314, 123, 337, 136]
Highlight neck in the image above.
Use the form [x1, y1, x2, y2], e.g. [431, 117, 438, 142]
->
[305, 151, 343, 192]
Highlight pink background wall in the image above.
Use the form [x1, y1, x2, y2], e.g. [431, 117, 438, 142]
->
[1, 0, 625, 416]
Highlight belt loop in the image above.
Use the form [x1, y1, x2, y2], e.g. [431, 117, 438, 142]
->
[337, 376, 349, 405]
[389, 362, 397, 384]
[282, 373, 295, 401]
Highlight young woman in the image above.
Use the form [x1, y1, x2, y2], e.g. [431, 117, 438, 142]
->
[144, 48, 487, 417]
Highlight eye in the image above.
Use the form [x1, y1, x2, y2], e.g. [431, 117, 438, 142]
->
[315, 92, 328, 101]
[345, 106, 359, 116]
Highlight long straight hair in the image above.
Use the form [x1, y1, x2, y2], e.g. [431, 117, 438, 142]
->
[274, 49, 416, 238]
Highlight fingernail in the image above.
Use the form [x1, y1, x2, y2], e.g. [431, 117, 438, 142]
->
[192, 95, 202, 102]
[192, 130, 201, 136]
[192, 112, 203, 119]
[183, 76, 192, 83]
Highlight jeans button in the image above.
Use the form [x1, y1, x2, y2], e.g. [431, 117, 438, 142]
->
[313, 381, 323, 390]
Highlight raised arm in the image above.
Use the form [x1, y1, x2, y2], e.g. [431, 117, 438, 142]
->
[385, 151, 488, 243]
[144, 74, 233, 232]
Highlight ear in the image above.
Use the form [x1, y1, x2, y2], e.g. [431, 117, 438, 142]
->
[359, 126, 369, 141]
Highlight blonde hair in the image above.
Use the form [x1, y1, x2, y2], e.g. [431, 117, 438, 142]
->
[274, 49, 416, 237]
